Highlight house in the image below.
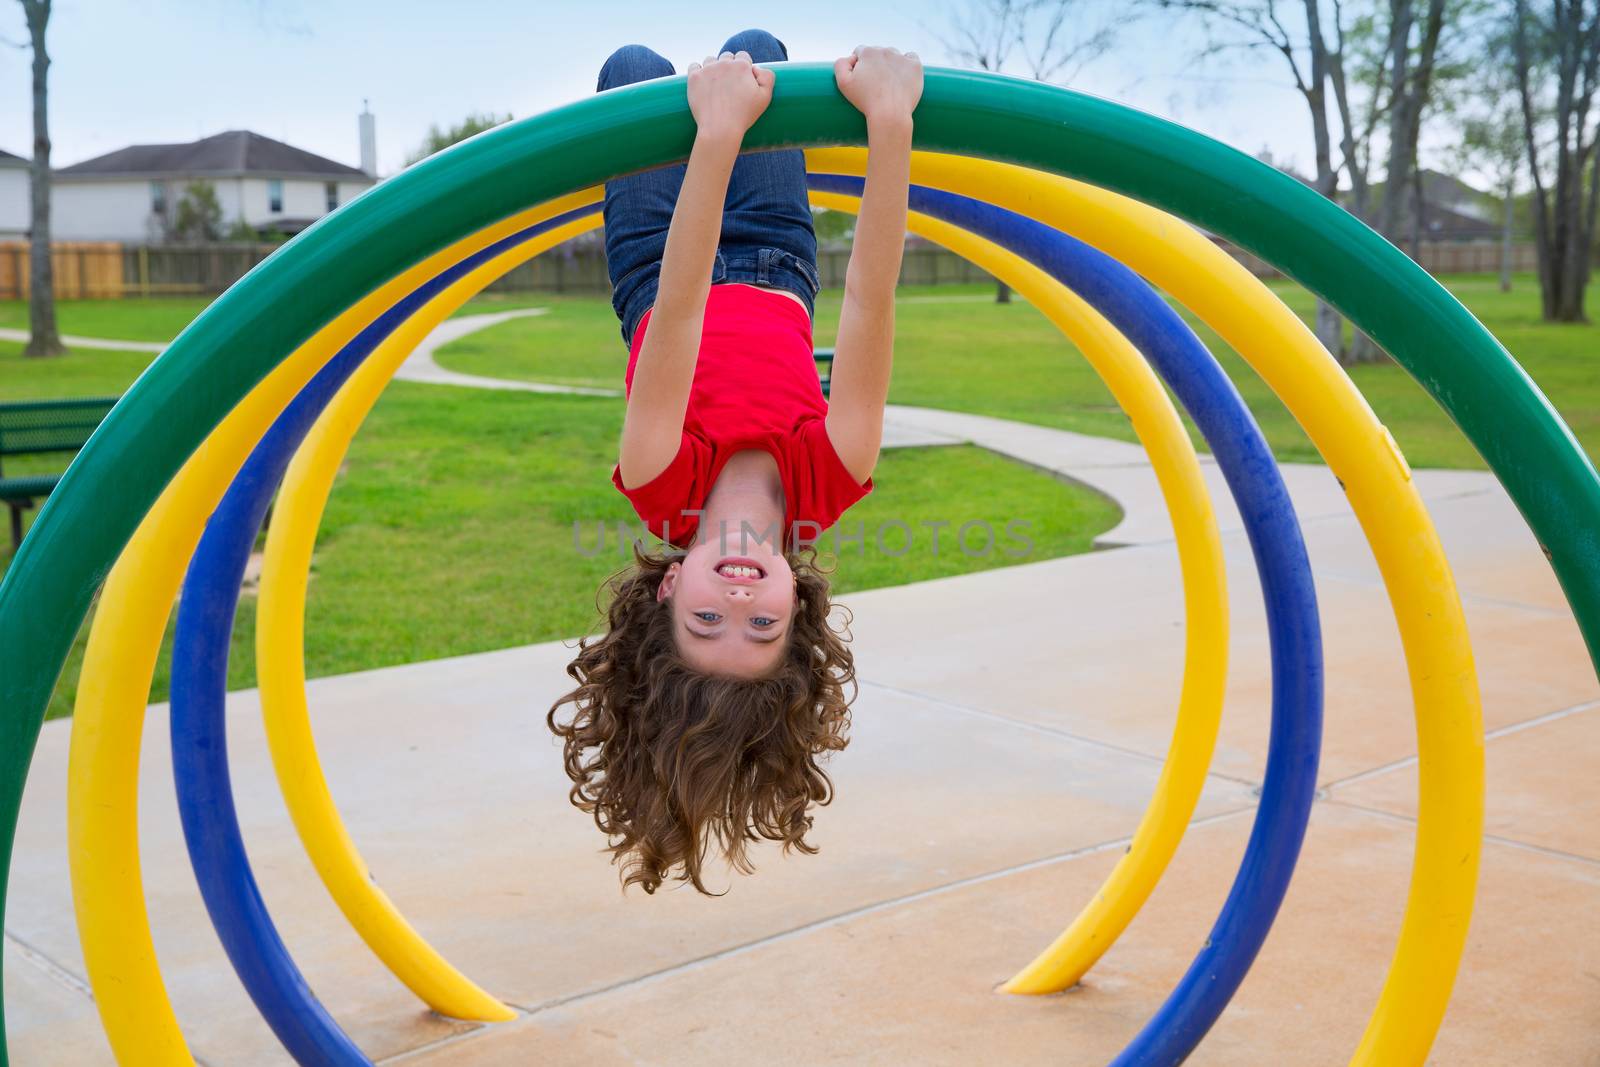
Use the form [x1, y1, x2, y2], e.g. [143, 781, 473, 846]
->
[50, 111, 378, 242]
[1363, 170, 1502, 242]
[0, 149, 27, 240]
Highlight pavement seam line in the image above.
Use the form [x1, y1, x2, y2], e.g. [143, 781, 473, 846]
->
[1308, 565, 1570, 617]
[495, 804, 1259, 1023]
[2, 927, 92, 999]
[1322, 696, 1600, 792]
[1322, 799, 1600, 869]
[857, 677, 1263, 790]
[374, 1020, 503, 1064]
[3, 929, 220, 1066]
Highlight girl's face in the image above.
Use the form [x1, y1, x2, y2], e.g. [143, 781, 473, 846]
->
[658, 539, 796, 679]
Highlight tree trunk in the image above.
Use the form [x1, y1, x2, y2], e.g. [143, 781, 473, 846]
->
[22, 0, 64, 358]
[1512, 0, 1600, 323]
[1513, 0, 1557, 318]
[1328, 38, 1370, 222]
[1578, 141, 1600, 310]
[995, 279, 1011, 304]
[1410, 163, 1426, 255]
[1302, 0, 1349, 362]
[1377, 0, 1415, 245]
[1405, 0, 1447, 259]
[1500, 176, 1515, 292]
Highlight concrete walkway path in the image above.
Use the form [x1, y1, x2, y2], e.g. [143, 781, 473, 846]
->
[6, 305, 1594, 1064]
[6, 467, 1594, 1065]
[400, 307, 966, 450]
[403, 308, 1502, 551]
[392, 309, 619, 398]
[0, 327, 165, 353]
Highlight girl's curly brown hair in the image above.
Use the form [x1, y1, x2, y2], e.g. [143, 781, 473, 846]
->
[548, 545, 855, 895]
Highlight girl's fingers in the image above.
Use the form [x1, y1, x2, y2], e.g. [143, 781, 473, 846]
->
[735, 50, 752, 65]
[720, 50, 735, 61]
[688, 61, 702, 73]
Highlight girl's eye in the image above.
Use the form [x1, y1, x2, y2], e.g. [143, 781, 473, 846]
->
[695, 611, 721, 623]
[752, 616, 776, 627]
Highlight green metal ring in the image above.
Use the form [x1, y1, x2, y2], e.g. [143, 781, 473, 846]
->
[1, 64, 1594, 1056]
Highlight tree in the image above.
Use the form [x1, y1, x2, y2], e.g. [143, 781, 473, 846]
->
[224, 218, 261, 242]
[812, 207, 855, 244]
[405, 112, 512, 166]
[1511, 0, 1600, 322]
[1149, 0, 1362, 360]
[1341, 0, 1459, 362]
[172, 181, 223, 242]
[1328, 2, 1392, 230]
[20, 0, 62, 358]
[1374, 0, 1448, 254]
[1447, 33, 1524, 292]
[942, 0, 1120, 302]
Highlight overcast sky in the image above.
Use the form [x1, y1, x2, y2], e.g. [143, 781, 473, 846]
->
[0, 0, 1358, 179]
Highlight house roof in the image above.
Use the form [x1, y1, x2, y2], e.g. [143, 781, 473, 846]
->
[57, 130, 367, 180]
[1417, 169, 1496, 221]
[1420, 201, 1500, 240]
[0, 147, 25, 167]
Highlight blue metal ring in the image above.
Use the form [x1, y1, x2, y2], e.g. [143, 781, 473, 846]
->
[169, 203, 600, 1065]
[174, 176, 1320, 1065]
[808, 174, 1324, 1065]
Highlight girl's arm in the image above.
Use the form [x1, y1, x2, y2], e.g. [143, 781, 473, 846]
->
[825, 47, 923, 484]
[618, 51, 774, 488]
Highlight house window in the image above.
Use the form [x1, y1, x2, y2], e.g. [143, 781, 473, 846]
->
[150, 181, 166, 215]
[325, 181, 338, 212]
[268, 179, 283, 213]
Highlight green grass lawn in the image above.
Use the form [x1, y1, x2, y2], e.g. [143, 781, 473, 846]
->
[440, 275, 1600, 471]
[0, 331, 1118, 719]
[0, 297, 212, 342]
[2, 269, 1594, 717]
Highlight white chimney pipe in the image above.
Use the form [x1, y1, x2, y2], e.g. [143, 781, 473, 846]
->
[359, 100, 377, 178]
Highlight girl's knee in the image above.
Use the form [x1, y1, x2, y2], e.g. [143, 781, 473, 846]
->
[597, 44, 674, 92]
[720, 29, 788, 63]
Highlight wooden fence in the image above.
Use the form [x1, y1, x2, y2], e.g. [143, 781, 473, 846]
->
[0, 235, 1546, 301]
[1218, 237, 1541, 279]
[0, 242, 125, 299]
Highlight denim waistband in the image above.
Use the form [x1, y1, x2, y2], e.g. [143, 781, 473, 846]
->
[618, 244, 821, 348]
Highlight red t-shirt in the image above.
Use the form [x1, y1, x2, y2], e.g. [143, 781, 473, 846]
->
[611, 284, 872, 547]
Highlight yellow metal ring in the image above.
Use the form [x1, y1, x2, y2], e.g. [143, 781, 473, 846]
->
[66, 189, 602, 1061]
[254, 213, 598, 1022]
[809, 149, 1481, 1065]
[812, 188, 1233, 992]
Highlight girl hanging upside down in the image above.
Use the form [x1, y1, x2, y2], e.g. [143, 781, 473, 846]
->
[548, 31, 922, 894]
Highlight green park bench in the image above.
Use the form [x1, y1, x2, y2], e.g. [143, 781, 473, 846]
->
[0, 358, 832, 552]
[0, 396, 120, 550]
[815, 347, 834, 397]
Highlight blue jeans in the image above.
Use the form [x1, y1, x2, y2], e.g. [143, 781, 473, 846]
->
[597, 29, 820, 347]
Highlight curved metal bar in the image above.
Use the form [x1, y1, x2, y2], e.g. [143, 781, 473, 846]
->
[816, 177, 1322, 1062]
[0, 64, 1530, 1063]
[809, 148, 1480, 1066]
[167, 205, 600, 1062]
[61, 190, 600, 1064]
[252, 189, 1223, 1053]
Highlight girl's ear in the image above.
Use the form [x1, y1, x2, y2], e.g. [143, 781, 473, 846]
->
[656, 561, 681, 603]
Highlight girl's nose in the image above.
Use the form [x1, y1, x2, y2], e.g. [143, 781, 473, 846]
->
[725, 587, 752, 600]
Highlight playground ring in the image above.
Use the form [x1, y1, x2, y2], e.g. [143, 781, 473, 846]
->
[4, 63, 1597, 1065]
